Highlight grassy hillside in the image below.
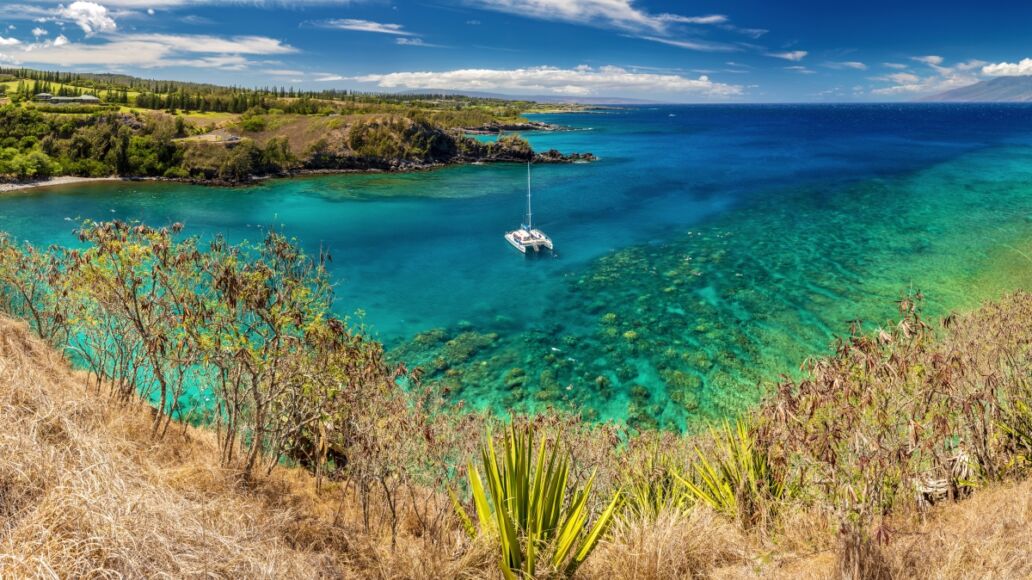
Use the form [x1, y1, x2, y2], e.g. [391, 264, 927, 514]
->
[0, 67, 588, 183]
[0, 296, 1030, 578]
[0, 105, 570, 183]
[0, 222, 1030, 578]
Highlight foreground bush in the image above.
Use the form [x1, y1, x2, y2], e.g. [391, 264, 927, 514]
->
[679, 419, 791, 529]
[453, 425, 621, 578]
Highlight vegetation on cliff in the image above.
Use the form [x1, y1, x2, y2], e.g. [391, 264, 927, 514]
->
[0, 68, 592, 184]
[0, 105, 589, 183]
[0, 221, 1030, 577]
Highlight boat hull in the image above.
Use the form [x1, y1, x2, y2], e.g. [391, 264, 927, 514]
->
[505, 233, 528, 253]
[505, 229, 553, 255]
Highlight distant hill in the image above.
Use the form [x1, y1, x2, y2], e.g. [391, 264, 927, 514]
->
[399, 88, 660, 105]
[923, 75, 1032, 102]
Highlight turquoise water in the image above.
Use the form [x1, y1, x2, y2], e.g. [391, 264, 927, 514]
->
[2, 104, 1032, 429]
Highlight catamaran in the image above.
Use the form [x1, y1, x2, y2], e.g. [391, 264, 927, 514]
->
[504, 162, 554, 255]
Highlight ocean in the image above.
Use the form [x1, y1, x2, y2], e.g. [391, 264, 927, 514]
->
[3, 104, 1032, 429]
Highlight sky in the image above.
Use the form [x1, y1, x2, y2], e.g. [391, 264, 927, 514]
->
[1, 0, 1032, 102]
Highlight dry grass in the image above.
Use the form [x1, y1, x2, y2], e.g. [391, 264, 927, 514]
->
[583, 506, 747, 579]
[0, 317, 342, 577]
[725, 478, 1032, 580]
[0, 315, 500, 578]
[888, 477, 1032, 578]
[2, 300, 1032, 579]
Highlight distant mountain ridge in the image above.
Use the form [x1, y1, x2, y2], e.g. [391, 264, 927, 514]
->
[923, 75, 1032, 102]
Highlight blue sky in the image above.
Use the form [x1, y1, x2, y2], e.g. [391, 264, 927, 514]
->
[1, 0, 1031, 102]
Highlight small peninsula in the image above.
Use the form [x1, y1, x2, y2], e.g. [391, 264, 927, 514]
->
[0, 68, 595, 188]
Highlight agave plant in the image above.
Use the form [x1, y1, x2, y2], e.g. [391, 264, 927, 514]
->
[451, 425, 621, 579]
[677, 418, 788, 528]
[1000, 399, 1032, 471]
[622, 451, 690, 520]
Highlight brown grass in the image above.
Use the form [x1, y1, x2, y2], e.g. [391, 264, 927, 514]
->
[2, 300, 1032, 578]
[583, 506, 747, 579]
[888, 477, 1032, 578]
[0, 317, 343, 577]
[0, 315, 502, 578]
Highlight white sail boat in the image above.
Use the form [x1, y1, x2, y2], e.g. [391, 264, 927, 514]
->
[505, 162, 554, 255]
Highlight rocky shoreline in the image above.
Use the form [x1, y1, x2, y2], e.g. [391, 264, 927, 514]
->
[0, 149, 597, 192]
[461, 120, 563, 134]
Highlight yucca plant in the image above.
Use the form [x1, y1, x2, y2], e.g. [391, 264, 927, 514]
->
[622, 451, 690, 520]
[677, 419, 788, 528]
[451, 425, 621, 579]
[999, 399, 1032, 472]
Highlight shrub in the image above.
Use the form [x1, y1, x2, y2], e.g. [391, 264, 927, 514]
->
[0, 149, 60, 179]
[241, 116, 267, 132]
[162, 166, 189, 179]
[453, 425, 621, 578]
[678, 418, 790, 529]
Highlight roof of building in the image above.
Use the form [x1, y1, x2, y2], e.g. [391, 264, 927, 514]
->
[48, 95, 101, 102]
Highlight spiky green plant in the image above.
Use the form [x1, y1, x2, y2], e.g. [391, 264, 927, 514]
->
[1000, 400, 1032, 471]
[452, 425, 621, 579]
[677, 419, 788, 528]
[622, 451, 690, 520]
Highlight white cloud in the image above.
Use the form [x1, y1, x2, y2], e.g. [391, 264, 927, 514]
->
[0, 4, 55, 22]
[0, 37, 20, 46]
[880, 72, 919, 84]
[164, 54, 250, 70]
[348, 65, 743, 99]
[32, 27, 47, 37]
[117, 33, 298, 54]
[871, 56, 983, 96]
[395, 37, 443, 48]
[982, 58, 1032, 76]
[912, 55, 943, 66]
[5, 33, 295, 69]
[466, 0, 727, 34]
[785, 65, 815, 74]
[730, 26, 767, 39]
[824, 61, 867, 70]
[264, 68, 304, 76]
[319, 18, 412, 35]
[954, 59, 987, 71]
[637, 35, 739, 53]
[38, 0, 363, 5]
[59, 1, 117, 35]
[314, 74, 344, 82]
[14, 40, 170, 66]
[768, 50, 807, 61]
[661, 14, 727, 25]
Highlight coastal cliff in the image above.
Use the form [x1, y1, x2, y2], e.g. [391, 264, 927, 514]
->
[0, 95, 594, 188]
[287, 116, 593, 174]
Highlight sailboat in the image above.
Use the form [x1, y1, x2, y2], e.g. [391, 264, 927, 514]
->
[505, 162, 554, 255]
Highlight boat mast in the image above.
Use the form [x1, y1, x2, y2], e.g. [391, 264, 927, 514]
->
[526, 161, 533, 230]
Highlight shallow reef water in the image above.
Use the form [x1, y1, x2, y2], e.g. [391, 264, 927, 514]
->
[3, 105, 1032, 429]
[392, 145, 1032, 430]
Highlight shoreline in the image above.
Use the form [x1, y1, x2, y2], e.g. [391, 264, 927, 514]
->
[0, 176, 126, 193]
[0, 153, 598, 193]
